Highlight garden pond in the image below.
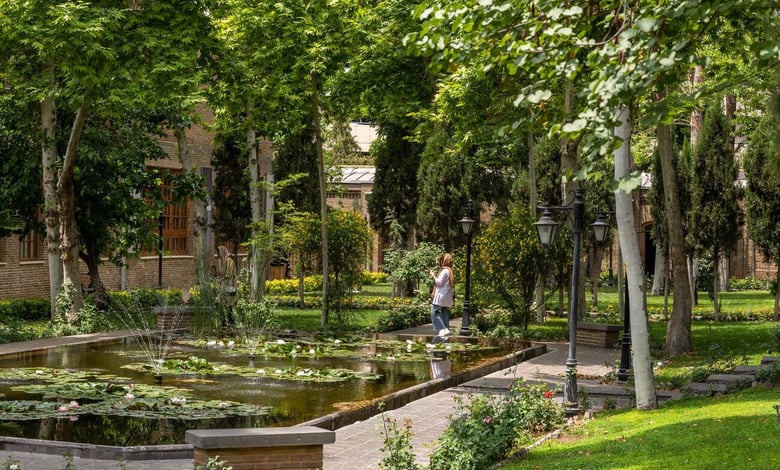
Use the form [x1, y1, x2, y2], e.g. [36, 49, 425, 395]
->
[0, 333, 511, 446]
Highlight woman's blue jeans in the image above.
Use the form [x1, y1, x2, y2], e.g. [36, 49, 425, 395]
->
[431, 304, 450, 332]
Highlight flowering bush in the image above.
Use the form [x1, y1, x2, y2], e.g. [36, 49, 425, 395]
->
[427, 380, 564, 470]
[378, 415, 420, 470]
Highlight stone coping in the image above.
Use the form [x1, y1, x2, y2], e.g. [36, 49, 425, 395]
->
[300, 343, 547, 431]
[0, 436, 192, 461]
[185, 426, 335, 449]
[577, 322, 622, 331]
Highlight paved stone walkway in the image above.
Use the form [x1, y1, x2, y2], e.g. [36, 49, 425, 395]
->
[0, 324, 672, 469]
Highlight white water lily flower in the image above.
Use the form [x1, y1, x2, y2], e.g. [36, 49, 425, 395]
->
[227, 340, 235, 348]
[387, 355, 396, 362]
[334, 339, 341, 344]
[426, 343, 435, 351]
[406, 339, 413, 345]
[274, 369, 283, 374]
[256, 369, 265, 375]
[376, 353, 382, 357]
[206, 340, 217, 346]
[218, 402, 230, 409]
[308, 348, 316, 354]
[296, 370, 306, 376]
[276, 339, 286, 344]
[446, 344, 452, 352]
[35, 370, 44, 375]
[170, 397, 186, 405]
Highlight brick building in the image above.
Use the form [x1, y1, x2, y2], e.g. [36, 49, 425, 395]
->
[0, 105, 218, 300]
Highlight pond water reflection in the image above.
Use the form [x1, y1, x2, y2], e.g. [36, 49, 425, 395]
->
[0, 336, 509, 446]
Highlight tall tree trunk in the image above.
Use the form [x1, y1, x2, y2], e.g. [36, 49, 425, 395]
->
[588, 245, 604, 308]
[257, 139, 275, 298]
[713, 249, 721, 322]
[312, 75, 330, 325]
[614, 106, 657, 410]
[529, 128, 546, 323]
[651, 247, 666, 295]
[774, 266, 780, 321]
[59, 100, 91, 322]
[658, 117, 693, 357]
[687, 65, 705, 307]
[40, 69, 62, 320]
[79, 243, 107, 309]
[175, 126, 212, 305]
[246, 100, 263, 300]
[690, 66, 705, 148]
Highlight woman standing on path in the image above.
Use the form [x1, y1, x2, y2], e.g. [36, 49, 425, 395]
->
[429, 253, 454, 337]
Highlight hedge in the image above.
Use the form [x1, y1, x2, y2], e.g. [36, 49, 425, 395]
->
[0, 298, 50, 321]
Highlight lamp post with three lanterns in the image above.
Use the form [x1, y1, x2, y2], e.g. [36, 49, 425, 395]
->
[534, 187, 613, 416]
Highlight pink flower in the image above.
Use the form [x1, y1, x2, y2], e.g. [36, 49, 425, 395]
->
[483, 416, 492, 425]
[544, 390, 554, 399]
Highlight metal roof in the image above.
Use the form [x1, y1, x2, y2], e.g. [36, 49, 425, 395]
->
[339, 166, 375, 185]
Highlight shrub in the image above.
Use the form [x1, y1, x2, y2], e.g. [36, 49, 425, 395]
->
[428, 380, 564, 470]
[362, 271, 389, 285]
[0, 298, 50, 321]
[266, 276, 323, 295]
[729, 277, 772, 291]
[766, 325, 780, 355]
[375, 302, 430, 332]
[378, 414, 421, 470]
[234, 299, 279, 332]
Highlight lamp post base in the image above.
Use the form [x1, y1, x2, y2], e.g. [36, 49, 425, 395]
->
[563, 359, 580, 417]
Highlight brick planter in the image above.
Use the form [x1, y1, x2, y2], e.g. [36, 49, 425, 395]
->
[151, 306, 207, 331]
[576, 322, 621, 348]
[186, 427, 335, 470]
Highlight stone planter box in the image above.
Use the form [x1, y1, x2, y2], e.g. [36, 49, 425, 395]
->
[186, 426, 335, 470]
[576, 322, 622, 348]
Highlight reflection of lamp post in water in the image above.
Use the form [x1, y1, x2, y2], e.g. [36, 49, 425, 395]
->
[458, 201, 476, 337]
[534, 187, 613, 416]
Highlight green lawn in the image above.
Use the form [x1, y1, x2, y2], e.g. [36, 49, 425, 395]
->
[502, 386, 779, 469]
[590, 288, 776, 318]
[500, 288, 780, 469]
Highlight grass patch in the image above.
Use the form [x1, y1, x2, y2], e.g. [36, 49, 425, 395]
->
[502, 386, 780, 469]
[590, 289, 776, 319]
[274, 307, 386, 332]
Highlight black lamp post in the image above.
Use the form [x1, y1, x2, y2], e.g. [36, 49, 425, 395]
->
[617, 272, 632, 381]
[535, 187, 612, 416]
[458, 200, 476, 336]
